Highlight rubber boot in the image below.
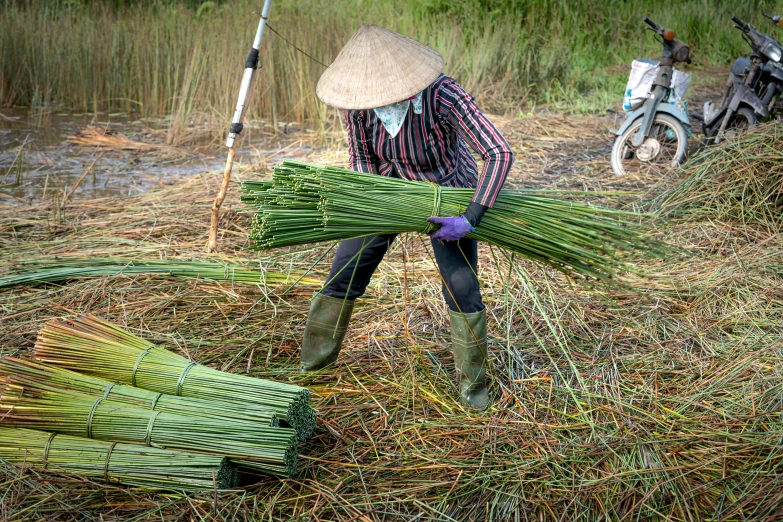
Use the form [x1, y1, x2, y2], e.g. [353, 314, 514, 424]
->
[299, 293, 355, 372]
[449, 308, 490, 410]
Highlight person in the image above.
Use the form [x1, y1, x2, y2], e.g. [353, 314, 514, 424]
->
[300, 24, 514, 410]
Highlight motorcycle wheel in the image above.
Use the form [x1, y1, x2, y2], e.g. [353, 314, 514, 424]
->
[704, 107, 758, 143]
[611, 113, 688, 177]
[729, 107, 758, 132]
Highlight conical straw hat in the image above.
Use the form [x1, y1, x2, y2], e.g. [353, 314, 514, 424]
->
[316, 25, 444, 110]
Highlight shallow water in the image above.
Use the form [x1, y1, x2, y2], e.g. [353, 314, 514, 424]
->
[0, 109, 314, 203]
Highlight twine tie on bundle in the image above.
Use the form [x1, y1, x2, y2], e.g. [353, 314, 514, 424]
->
[42, 432, 57, 468]
[145, 411, 161, 446]
[86, 397, 103, 439]
[176, 362, 197, 396]
[131, 346, 153, 387]
[103, 442, 118, 483]
[425, 182, 442, 233]
[150, 393, 163, 410]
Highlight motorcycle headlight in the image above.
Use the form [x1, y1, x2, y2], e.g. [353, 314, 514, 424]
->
[674, 45, 690, 63]
[763, 41, 783, 62]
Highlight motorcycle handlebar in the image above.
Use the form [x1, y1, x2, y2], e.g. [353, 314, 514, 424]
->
[732, 16, 746, 27]
[643, 17, 663, 34]
[763, 12, 783, 26]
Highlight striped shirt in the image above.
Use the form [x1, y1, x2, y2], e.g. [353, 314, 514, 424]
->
[344, 74, 514, 207]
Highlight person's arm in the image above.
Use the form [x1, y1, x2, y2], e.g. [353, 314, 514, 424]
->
[435, 78, 514, 227]
[345, 110, 380, 174]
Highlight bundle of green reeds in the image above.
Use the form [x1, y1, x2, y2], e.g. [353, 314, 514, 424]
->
[0, 357, 278, 427]
[33, 314, 316, 441]
[241, 161, 665, 284]
[0, 384, 298, 476]
[0, 427, 239, 490]
[0, 257, 319, 289]
[656, 122, 783, 228]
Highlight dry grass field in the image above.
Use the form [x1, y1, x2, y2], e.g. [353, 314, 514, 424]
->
[3, 106, 783, 520]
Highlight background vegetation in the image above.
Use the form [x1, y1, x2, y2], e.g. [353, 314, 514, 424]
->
[2, 0, 782, 136]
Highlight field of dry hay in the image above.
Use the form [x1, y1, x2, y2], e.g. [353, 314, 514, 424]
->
[2, 114, 783, 521]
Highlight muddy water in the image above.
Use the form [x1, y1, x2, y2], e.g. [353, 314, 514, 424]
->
[0, 109, 314, 203]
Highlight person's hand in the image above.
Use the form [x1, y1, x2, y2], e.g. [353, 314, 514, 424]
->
[426, 215, 474, 242]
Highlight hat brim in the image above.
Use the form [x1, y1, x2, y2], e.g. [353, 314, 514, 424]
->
[316, 25, 444, 110]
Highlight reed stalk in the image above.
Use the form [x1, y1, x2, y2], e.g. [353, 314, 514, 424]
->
[0, 258, 318, 289]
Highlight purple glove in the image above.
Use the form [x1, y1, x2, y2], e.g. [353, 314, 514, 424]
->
[427, 215, 474, 242]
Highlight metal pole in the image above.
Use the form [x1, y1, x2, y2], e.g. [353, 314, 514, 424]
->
[208, 0, 273, 252]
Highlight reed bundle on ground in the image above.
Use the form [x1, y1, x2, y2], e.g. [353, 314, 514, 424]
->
[0, 357, 279, 427]
[0, 427, 238, 490]
[656, 122, 783, 228]
[0, 257, 318, 289]
[0, 384, 298, 476]
[241, 161, 665, 285]
[33, 314, 315, 441]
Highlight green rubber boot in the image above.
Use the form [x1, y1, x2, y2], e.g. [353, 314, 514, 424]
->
[299, 293, 355, 372]
[449, 308, 490, 410]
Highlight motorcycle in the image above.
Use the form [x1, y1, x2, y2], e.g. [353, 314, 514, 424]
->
[703, 15, 783, 143]
[611, 18, 692, 176]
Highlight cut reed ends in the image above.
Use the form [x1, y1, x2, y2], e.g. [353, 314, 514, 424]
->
[33, 314, 316, 442]
[241, 161, 667, 285]
[0, 427, 239, 490]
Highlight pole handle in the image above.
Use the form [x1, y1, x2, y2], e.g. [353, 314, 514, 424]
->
[207, 148, 237, 252]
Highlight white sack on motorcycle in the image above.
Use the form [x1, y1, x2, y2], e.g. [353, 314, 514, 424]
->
[623, 58, 690, 111]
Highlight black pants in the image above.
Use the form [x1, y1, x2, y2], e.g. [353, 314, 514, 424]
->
[320, 235, 484, 313]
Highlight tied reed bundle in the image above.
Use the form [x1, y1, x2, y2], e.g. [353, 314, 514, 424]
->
[0, 357, 279, 427]
[0, 257, 319, 289]
[34, 314, 316, 442]
[241, 161, 666, 285]
[0, 427, 238, 490]
[0, 385, 298, 476]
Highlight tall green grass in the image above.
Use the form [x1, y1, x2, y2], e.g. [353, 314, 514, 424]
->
[0, 0, 778, 137]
